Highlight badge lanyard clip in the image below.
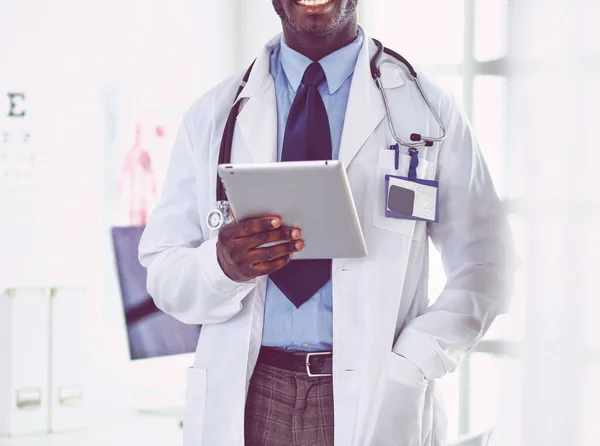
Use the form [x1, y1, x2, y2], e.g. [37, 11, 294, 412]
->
[389, 144, 419, 181]
[408, 147, 419, 181]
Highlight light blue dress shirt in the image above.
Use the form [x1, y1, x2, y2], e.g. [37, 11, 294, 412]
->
[262, 30, 364, 352]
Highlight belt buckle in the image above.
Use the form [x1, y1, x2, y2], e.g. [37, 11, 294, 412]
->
[305, 352, 333, 378]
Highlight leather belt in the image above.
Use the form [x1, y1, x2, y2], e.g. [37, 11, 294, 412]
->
[257, 347, 333, 378]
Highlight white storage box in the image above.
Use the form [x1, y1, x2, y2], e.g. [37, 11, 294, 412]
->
[48, 287, 87, 432]
[0, 288, 51, 437]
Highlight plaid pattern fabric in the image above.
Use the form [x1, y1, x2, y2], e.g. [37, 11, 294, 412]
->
[244, 361, 334, 445]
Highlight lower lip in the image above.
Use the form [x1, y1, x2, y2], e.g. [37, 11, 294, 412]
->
[293, 0, 335, 14]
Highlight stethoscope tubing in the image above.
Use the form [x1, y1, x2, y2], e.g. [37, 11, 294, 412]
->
[208, 38, 448, 230]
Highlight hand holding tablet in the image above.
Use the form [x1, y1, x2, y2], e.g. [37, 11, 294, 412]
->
[216, 215, 305, 283]
[217, 160, 367, 261]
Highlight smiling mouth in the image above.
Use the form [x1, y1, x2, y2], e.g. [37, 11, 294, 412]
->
[293, 0, 335, 13]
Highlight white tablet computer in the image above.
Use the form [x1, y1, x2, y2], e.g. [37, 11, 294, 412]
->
[217, 160, 367, 260]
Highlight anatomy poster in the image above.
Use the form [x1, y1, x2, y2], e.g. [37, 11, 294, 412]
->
[113, 108, 181, 226]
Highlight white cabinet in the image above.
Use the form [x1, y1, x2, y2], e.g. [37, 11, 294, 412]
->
[0, 287, 87, 437]
[48, 288, 87, 433]
[0, 289, 50, 437]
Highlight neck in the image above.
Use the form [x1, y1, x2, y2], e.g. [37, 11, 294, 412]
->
[283, 22, 358, 61]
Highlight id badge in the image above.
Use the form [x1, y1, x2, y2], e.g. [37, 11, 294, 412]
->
[385, 174, 439, 222]
[384, 144, 439, 223]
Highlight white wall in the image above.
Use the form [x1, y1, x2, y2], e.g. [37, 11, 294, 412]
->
[238, 1, 282, 67]
[1, 0, 281, 424]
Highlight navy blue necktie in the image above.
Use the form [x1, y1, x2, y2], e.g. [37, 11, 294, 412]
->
[269, 62, 332, 308]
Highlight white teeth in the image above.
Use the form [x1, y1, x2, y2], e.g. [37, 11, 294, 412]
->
[297, 0, 332, 6]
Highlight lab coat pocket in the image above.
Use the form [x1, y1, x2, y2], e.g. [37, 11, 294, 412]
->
[367, 352, 429, 446]
[182, 367, 207, 446]
[373, 148, 431, 241]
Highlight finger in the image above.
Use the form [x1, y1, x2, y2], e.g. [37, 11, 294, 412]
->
[233, 216, 282, 238]
[242, 227, 301, 249]
[250, 240, 304, 265]
[219, 215, 277, 240]
[251, 253, 293, 276]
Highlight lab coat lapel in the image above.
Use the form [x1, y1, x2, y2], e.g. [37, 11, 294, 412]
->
[338, 32, 386, 170]
[235, 36, 279, 164]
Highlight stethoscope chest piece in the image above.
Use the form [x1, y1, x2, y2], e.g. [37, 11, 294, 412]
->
[207, 209, 225, 231]
[207, 201, 233, 231]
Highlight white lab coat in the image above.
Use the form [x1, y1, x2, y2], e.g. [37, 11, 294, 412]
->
[138, 28, 516, 446]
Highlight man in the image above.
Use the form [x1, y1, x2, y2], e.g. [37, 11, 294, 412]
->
[138, 0, 517, 445]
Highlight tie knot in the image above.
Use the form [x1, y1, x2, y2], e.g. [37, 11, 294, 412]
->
[301, 62, 326, 88]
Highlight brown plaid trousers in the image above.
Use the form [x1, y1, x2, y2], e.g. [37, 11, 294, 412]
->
[244, 361, 335, 445]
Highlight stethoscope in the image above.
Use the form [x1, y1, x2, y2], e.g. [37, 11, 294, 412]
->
[206, 38, 448, 231]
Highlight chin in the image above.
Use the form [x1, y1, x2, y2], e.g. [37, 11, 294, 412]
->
[273, 0, 356, 36]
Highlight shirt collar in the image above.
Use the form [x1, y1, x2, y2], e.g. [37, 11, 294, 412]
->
[279, 28, 364, 95]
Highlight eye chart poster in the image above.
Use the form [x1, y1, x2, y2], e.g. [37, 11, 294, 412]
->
[0, 90, 37, 220]
[0, 89, 47, 286]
